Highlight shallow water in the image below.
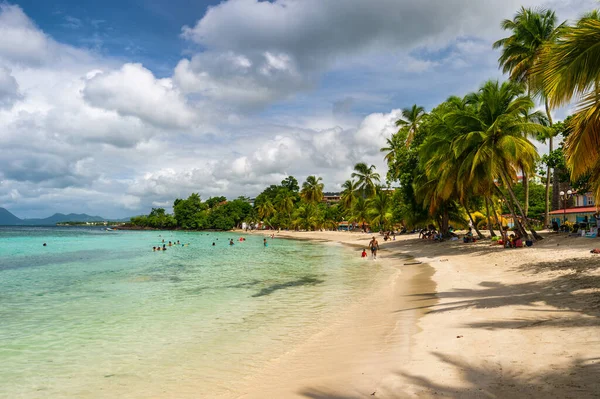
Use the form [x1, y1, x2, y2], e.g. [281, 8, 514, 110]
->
[0, 227, 383, 398]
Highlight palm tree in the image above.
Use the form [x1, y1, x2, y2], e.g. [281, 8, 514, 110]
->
[542, 16, 600, 200]
[350, 197, 370, 231]
[275, 189, 295, 227]
[451, 80, 547, 240]
[368, 189, 393, 231]
[494, 6, 564, 226]
[300, 175, 324, 204]
[351, 163, 380, 198]
[257, 200, 275, 221]
[380, 132, 404, 165]
[340, 179, 359, 211]
[395, 104, 426, 146]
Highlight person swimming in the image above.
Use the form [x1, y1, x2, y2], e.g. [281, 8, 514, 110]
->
[43, 243, 47, 247]
[229, 239, 234, 246]
[168, 241, 172, 247]
[177, 240, 180, 245]
[153, 246, 156, 251]
[212, 242, 216, 246]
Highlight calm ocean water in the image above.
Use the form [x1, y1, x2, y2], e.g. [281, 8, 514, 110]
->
[0, 226, 384, 398]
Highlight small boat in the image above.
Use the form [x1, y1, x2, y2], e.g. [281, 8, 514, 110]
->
[106, 228, 115, 231]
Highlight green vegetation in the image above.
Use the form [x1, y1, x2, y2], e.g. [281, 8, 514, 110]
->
[128, 6, 600, 236]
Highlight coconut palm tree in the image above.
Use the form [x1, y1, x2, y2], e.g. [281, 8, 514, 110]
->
[451, 80, 547, 240]
[368, 189, 393, 231]
[275, 189, 295, 227]
[380, 132, 404, 165]
[300, 175, 324, 205]
[257, 200, 275, 221]
[494, 6, 564, 225]
[350, 197, 370, 232]
[340, 179, 359, 211]
[542, 15, 600, 200]
[395, 104, 426, 146]
[351, 163, 380, 198]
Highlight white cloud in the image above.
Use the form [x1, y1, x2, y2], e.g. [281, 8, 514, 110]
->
[0, 1, 596, 219]
[83, 63, 198, 129]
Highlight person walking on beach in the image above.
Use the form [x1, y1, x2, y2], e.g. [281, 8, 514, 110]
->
[369, 237, 379, 260]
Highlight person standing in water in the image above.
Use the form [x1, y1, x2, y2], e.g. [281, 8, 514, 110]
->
[263, 238, 268, 247]
[369, 237, 379, 259]
[229, 239, 234, 246]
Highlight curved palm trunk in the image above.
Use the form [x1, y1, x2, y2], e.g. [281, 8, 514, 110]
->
[484, 197, 496, 237]
[465, 202, 484, 239]
[440, 209, 449, 238]
[500, 171, 543, 241]
[544, 98, 554, 227]
[495, 185, 527, 238]
[523, 169, 529, 216]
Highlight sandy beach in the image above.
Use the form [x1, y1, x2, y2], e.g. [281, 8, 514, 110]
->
[235, 230, 600, 398]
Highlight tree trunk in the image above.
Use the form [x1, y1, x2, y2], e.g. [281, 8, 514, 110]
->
[495, 185, 527, 238]
[523, 169, 529, 216]
[484, 197, 496, 237]
[441, 208, 449, 238]
[544, 98, 554, 228]
[465, 202, 484, 239]
[501, 171, 543, 241]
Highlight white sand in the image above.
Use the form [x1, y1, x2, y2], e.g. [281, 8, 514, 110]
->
[233, 230, 600, 398]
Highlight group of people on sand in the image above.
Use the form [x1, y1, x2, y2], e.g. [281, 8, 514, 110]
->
[420, 225, 444, 241]
[381, 231, 396, 241]
[361, 236, 380, 260]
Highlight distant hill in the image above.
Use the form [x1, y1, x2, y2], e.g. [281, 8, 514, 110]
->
[0, 207, 22, 225]
[0, 207, 131, 225]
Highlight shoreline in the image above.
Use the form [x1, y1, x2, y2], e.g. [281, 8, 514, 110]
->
[234, 230, 600, 398]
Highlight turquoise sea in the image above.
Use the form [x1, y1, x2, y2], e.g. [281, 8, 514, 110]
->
[0, 227, 384, 398]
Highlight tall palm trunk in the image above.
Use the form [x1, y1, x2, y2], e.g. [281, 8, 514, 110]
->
[522, 169, 529, 216]
[544, 98, 554, 227]
[500, 171, 543, 241]
[484, 197, 496, 237]
[464, 200, 484, 239]
[495, 185, 527, 238]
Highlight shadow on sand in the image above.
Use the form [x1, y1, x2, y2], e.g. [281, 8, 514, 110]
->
[399, 353, 600, 398]
[251, 276, 325, 297]
[397, 256, 600, 330]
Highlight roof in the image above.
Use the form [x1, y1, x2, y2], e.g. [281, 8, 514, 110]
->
[549, 206, 597, 215]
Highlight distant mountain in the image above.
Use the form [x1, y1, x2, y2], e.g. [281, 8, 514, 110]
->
[0, 207, 22, 225]
[0, 207, 131, 226]
[22, 213, 106, 225]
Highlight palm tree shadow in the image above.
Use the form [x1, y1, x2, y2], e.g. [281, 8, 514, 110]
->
[397, 257, 600, 327]
[297, 388, 361, 399]
[251, 276, 325, 297]
[399, 353, 600, 398]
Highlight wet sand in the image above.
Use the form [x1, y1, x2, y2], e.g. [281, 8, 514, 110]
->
[234, 230, 600, 398]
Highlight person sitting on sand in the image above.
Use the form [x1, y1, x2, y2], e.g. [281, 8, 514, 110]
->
[463, 228, 474, 243]
[369, 237, 379, 260]
[361, 249, 367, 258]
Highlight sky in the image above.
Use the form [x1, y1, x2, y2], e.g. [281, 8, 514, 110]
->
[0, 0, 597, 218]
